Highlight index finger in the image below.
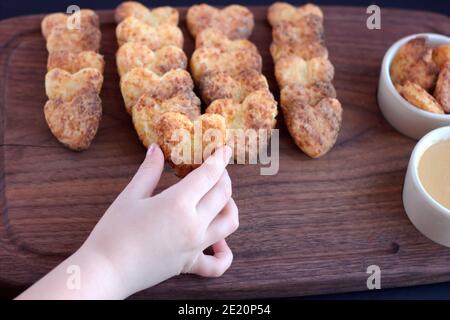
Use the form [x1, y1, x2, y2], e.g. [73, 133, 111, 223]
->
[174, 145, 232, 204]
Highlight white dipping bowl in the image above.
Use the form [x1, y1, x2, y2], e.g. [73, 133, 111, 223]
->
[403, 126, 450, 247]
[378, 33, 450, 140]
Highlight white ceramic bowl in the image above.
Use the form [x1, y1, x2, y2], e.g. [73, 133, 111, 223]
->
[403, 126, 450, 247]
[378, 33, 450, 140]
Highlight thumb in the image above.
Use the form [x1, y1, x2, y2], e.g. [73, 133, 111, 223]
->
[125, 144, 165, 198]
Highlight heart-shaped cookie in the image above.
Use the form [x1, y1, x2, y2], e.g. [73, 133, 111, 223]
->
[115, 2, 179, 26]
[390, 37, 439, 91]
[41, 9, 99, 39]
[199, 69, 269, 105]
[267, 2, 323, 27]
[206, 89, 278, 161]
[271, 17, 324, 47]
[47, 51, 104, 73]
[120, 68, 195, 114]
[116, 42, 187, 77]
[269, 4, 326, 63]
[157, 112, 227, 177]
[280, 83, 342, 158]
[275, 55, 334, 88]
[44, 90, 102, 151]
[116, 16, 183, 50]
[270, 40, 328, 62]
[187, 4, 254, 40]
[195, 28, 259, 52]
[283, 81, 336, 105]
[45, 68, 103, 101]
[46, 25, 101, 54]
[132, 90, 201, 148]
[190, 46, 262, 83]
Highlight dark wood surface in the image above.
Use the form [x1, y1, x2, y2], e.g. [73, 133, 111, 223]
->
[0, 6, 449, 299]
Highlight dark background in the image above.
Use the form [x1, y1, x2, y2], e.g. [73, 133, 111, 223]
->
[1, 0, 449, 300]
[0, 0, 449, 19]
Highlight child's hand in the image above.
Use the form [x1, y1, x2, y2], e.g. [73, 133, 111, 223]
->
[84, 144, 238, 296]
[17, 145, 238, 299]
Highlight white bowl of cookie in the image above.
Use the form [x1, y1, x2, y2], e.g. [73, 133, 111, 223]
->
[378, 33, 450, 140]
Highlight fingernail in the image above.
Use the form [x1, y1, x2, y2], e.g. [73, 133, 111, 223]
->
[147, 143, 156, 156]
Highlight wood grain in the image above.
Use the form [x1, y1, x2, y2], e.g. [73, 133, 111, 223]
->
[0, 6, 449, 299]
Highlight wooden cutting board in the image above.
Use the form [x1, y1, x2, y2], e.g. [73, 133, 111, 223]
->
[0, 6, 449, 299]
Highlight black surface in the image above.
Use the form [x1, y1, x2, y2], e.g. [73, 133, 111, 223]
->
[0, 0, 449, 300]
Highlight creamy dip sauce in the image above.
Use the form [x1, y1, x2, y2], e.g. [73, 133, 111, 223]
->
[418, 139, 450, 210]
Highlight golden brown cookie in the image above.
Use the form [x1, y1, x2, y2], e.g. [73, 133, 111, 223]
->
[187, 4, 254, 40]
[270, 40, 328, 62]
[275, 55, 334, 88]
[206, 89, 277, 131]
[46, 25, 101, 54]
[132, 90, 201, 148]
[45, 68, 103, 101]
[267, 2, 323, 26]
[157, 112, 227, 177]
[271, 16, 324, 47]
[120, 68, 195, 114]
[41, 9, 99, 39]
[280, 84, 342, 158]
[195, 28, 259, 51]
[116, 42, 187, 77]
[268, 3, 325, 61]
[47, 51, 104, 73]
[115, 1, 179, 26]
[206, 89, 278, 160]
[390, 37, 439, 91]
[199, 69, 269, 105]
[42, 9, 103, 152]
[269, 3, 342, 157]
[44, 91, 102, 151]
[116, 16, 183, 49]
[398, 80, 444, 114]
[283, 81, 337, 105]
[434, 61, 450, 113]
[190, 45, 262, 83]
[432, 44, 450, 69]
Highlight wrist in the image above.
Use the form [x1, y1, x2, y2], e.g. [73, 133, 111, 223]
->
[73, 243, 130, 299]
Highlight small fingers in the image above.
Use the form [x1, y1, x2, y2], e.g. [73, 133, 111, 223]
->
[173, 146, 232, 204]
[122, 144, 164, 199]
[196, 170, 232, 224]
[189, 239, 233, 277]
[205, 199, 239, 246]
